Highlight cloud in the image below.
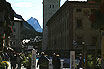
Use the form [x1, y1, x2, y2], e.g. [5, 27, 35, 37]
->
[13, 2, 33, 8]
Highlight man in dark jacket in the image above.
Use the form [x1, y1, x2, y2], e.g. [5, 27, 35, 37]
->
[37, 52, 49, 69]
[10, 53, 17, 69]
[52, 53, 61, 69]
[17, 54, 22, 69]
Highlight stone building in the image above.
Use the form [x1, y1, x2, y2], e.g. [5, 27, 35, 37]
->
[42, 0, 60, 51]
[10, 15, 23, 53]
[0, 0, 14, 52]
[46, 1, 100, 57]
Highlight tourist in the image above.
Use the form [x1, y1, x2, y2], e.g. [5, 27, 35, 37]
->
[37, 52, 49, 69]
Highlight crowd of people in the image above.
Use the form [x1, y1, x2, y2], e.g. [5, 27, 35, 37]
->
[37, 52, 61, 69]
[1, 51, 23, 69]
[1, 51, 61, 69]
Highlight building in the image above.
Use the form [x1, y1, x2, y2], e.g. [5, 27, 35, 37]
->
[0, 0, 14, 52]
[10, 15, 23, 53]
[42, 0, 61, 51]
[88, 0, 103, 3]
[46, 1, 100, 57]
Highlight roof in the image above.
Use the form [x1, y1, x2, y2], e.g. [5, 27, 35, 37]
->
[14, 17, 23, 21]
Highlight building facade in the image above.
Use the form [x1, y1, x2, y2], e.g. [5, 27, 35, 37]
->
[47, 1, 100, 57]
[0, 0, 14, 52]
[10, 17, 23, 53]
[42, 0, 60, 51]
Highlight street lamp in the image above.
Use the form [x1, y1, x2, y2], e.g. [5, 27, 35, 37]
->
[82, 42, 85, 69]
[82, 42, 87, 69]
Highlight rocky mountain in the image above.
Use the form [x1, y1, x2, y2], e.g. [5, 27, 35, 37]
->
[27, 17, 43, 33]
[14, 13, 42, 39]
[21, 21, 42, 39]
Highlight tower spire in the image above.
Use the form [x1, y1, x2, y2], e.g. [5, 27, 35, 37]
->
[43, 0, 61, 51]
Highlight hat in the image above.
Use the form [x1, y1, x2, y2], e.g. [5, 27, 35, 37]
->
[53, 53, 56, 55]
[41, 52, 45, 55]
[56, 54, 60, 57]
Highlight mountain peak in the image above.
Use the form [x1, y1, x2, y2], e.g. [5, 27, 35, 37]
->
[27, 17, 43, 33]
[29, 17, 35, 20]
[30, 17, 34, 19]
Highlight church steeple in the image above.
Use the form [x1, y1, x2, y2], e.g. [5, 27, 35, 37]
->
[43, 0, 60, 23]
[42, 0, 61, 51]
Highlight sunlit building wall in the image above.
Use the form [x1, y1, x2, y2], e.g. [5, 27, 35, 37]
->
[47, 1, 100, 57]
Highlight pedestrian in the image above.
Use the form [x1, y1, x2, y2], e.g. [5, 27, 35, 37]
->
[37, 52, 49, 69]
[4, 52, 9, 61]
[1, 53, 5, 61]
[17, 53, 23, 69]
[10, 53, 17, 69]
[52, 53, 61, 69]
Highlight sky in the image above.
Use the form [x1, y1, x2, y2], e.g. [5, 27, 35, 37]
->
[6, 0, 87, 28]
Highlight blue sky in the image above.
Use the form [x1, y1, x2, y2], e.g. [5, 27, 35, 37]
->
[6, 0, 87, 28]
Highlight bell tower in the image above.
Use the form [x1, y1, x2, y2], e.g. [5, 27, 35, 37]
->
[43, 0, 60, 51]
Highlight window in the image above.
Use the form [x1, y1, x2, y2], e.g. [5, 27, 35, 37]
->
[53, 5, 54, 8]
[76, 19, 82, 28]
[14, 29, 15, 32]
[13, 42, 15, 45]
[50, 5, 51, 8]
[76, 8, 82, 12]
[10, 41, 12, 45]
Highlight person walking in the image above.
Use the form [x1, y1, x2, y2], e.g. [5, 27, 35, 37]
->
[10, 53, 17, 69]
[37, 52, 49, 69]
[52, 53, 56, 69]
[4, 53, 9, 61]
[52, 53, 61, 69]
[17, 53, 23, 69]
